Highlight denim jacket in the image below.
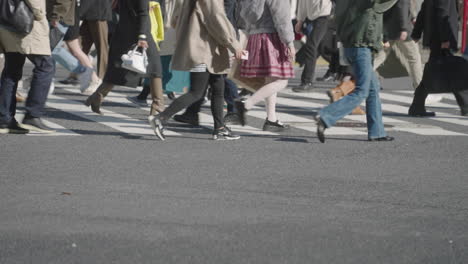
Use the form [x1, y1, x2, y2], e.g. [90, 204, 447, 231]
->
[335, 0, 398, 51]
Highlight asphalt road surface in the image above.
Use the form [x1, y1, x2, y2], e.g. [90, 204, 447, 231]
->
[1, 64, 467, 264]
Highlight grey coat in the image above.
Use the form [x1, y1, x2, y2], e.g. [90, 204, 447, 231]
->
[238, 0, 294, 45]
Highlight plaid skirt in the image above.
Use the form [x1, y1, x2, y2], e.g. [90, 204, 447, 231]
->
[240, 33, 294, 79]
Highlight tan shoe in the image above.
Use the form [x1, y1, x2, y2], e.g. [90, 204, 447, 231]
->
[351, 106, 366, 115]
[16, 92, 25, 102]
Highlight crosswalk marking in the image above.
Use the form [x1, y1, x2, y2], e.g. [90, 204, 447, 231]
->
[16, 112, 80, 137]
[47, 94, 180, 137]
[274, 93, 468, 136]
[74, 88, 279, 137]
[29, 85, 468, 138]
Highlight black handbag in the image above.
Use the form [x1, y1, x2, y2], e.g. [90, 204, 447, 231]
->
[0, 0, 34, 34]
[422, 52, 468, 93]
[49, 26, 64, 50]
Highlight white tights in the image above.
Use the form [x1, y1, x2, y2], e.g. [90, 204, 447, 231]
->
[244, 78, 288, 122]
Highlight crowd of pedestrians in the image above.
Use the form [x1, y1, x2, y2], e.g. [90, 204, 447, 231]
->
[1, 0, 467, 143]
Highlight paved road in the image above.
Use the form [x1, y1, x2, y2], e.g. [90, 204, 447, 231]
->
[1, 64, 468, 263]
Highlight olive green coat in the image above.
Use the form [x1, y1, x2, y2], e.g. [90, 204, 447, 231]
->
[335, 0, 398, 51]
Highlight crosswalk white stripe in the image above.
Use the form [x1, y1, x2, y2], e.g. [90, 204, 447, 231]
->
[47, 94, 180, 137]
[16, 111, 80, 137]
[246, 105, 366, 135]
[81, 88, 278, 136]
[379, 92, 459, 109]
[273, 95, 467, 136]
[393, 90, 457, 101]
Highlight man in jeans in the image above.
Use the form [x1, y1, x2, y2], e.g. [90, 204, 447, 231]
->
[0, 0, 55, 134]
[315, 0, 397, 143]
[292, 0, 332, 92]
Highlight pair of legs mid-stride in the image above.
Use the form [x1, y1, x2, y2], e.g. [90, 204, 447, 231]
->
[315, 47, 394, 143]
[235, 77, 290, 132]
[148, 71, 240, 141]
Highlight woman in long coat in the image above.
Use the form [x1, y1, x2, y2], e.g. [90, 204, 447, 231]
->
[85, 0, 165, 117]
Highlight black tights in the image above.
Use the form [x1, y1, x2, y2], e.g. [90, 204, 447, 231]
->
[160, 72, 225, 129]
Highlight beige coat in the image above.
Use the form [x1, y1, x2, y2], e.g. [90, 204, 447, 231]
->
[171, 0, 241, 74]
[0, 0, 51, 55]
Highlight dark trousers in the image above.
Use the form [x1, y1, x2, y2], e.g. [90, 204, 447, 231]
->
[80, 20, 109, 79]
[410, 48, 468, 114]
[161, 72, 225, 129]
[296, 16, 329, 84]
[158, 75, 239, 116]
[0, 53, 54, 125]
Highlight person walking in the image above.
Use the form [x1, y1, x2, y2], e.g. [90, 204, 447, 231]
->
[291, 0, 333, 93]
[409, 0, 468, 116]
[315, 0, 397, 143]
[84, 0, 165, 118]
[79, 0, 112, 79]
[0, 0, 56, 134]
[374, 0, 424, 91]
[149, 0, 244, 141]
[234, 0, 296, 132]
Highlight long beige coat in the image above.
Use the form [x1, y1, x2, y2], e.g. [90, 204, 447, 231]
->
[0, 0, 51, 55]
[171, 0, 241, 74]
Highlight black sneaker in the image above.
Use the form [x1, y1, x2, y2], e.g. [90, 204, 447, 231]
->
[173, 113, 199, 126]
[292, 83, 314, 93]
[148, 115, 166, 140]
[224, 112, 240, 125]
[262, 119, 290, 132]
[316, 70, 336, 82]
[0, 120, 29, 134]
[21, 116, 55, 133]
[315, 115, 326, 143]
[127, 96, 148, 107]
[234, 100, 247, 126]
[59, 76, 79, 85]
[212, 127, 240, 140]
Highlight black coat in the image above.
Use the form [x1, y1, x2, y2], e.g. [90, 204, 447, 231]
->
[384, 0, 413, 41]
[80, 0, 113, 21]
[103, 0, 162, 87]
[412, 0, 458, 51]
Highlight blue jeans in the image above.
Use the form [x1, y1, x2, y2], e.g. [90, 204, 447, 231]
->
[0, 53, 55, 124]
[319, 47, 386, 139]
[52, 23, 86, 74]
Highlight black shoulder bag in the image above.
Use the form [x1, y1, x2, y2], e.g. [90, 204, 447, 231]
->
[0, 0, 34, 34]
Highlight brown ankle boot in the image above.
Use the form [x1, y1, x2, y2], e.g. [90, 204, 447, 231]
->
[85, 92, 104, 114]
[84, 82, 113, 114]
[351, 106, 366, 115]
[149, 78, 165, 115]
[327, 87, 344, 103]
[339, 80, 356, 95]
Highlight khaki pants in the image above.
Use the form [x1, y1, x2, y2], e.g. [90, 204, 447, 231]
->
[374, 39, 423, 89]
[80, 20, 109, 79]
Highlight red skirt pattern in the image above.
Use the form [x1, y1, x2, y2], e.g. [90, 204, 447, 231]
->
[240, 33, 294, 79]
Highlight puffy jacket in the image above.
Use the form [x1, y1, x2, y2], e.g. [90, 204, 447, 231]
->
[335, 0, 398, 51]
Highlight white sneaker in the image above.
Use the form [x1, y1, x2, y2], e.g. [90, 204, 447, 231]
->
[81, 79, 102, 95]
[425, 94, 443, 105]
[77, 67, 93, 93]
